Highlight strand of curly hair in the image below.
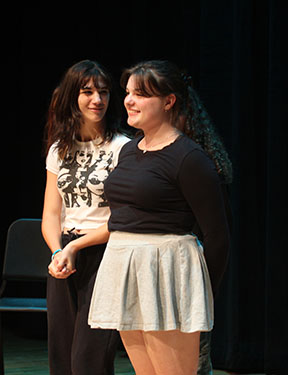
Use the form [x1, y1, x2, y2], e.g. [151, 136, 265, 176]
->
[182, 86, 233, 184]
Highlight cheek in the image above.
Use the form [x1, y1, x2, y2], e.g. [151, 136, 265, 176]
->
[144, 104, 159, 118]
[124, 96, 130, 109]
[78, 96, 85, 112]
[104, 94, 110, 108]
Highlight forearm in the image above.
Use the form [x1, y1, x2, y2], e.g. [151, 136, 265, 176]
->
[41, 213, 62, 253]
[42, 170, 63, 254]
[179, 150, 231, 296]
[49, 223, 110, 278]
[203, 229, 230, 296]
[66, 223, 110, 253]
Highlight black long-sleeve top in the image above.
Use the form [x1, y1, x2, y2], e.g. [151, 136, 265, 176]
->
[104, 135, 231, 295]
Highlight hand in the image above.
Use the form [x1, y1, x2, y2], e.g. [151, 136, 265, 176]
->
[48, 243, 77, 279]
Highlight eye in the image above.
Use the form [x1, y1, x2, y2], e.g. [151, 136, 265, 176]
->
[81, 89, 93, 95]
[135, 88, 147, 97]
[99, 89, 109, 96]
[125, 90, 144, 97]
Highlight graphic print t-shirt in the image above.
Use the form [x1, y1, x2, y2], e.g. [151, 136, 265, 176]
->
[46, 134, 130, 230]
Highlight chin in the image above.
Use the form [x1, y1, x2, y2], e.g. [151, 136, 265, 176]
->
[128, 123, 142, 131]
[127, 119, 137, 127]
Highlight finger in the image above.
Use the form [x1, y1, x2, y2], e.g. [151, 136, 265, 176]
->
[54, 269, 76, 279]
[62, 267, 76, 275]
[49, 262, 66, 277]
[50, 269, 68, 279]
[49, 266, 60, 277]
[56, 262, 68, 272]
[48, 265, 58, 276]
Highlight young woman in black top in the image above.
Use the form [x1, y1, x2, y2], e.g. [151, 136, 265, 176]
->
[88, 60, 232, 375]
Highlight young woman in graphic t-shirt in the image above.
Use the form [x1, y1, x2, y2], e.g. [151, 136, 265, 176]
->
[41, 60, 130, 375]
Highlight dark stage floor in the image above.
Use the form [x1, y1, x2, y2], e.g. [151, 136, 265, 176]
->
[2, 314, 264, 375]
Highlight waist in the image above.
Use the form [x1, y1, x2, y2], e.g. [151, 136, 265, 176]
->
[109, 231, 200, 247]
[63, 227, 97, 235]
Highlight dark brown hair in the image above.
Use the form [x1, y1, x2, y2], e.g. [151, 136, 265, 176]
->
[44, 60, 122, 158]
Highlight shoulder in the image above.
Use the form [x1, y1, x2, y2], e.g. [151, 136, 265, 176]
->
[46, 142, 60, 160]
[176, 134, 203, 153]
[46, 142, 60, 173]
[167, 135, 207, 166]
[104, 133, 132, 166]
[100, 133, 131, 154]
[176, 135, 218, 177]
[117, 135, 139, 153]
[109, 133, 132, 148]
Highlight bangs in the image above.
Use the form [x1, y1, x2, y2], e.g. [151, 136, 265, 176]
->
[121, 68, 163, 97]
[81, 69, 112, 90]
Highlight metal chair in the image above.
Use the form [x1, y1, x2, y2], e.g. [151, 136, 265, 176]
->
[0, 218, 51, 374]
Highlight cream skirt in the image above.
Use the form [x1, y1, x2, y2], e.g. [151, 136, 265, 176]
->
[88, 231, 214, 333]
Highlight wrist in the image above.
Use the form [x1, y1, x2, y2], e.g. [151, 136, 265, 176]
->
[68, 235, 86, 253]
[51, 249, 62, 261]
[65, 241, 79, 255]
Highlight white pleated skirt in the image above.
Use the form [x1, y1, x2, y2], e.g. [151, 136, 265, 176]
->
[88, 231, 214, 333]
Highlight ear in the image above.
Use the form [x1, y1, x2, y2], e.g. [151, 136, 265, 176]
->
[164, 93, 176, 111]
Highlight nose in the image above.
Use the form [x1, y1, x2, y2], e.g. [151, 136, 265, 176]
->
[124, 93, 134, 107]
[92, 92, 102, 104]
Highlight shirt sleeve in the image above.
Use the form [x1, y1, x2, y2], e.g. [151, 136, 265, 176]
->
[178, 149, 231, 296]
[46, 144, 60, 175]
[111, 134, 132, 168]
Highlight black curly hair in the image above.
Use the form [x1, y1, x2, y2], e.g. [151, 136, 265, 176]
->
[120, 60, 232, 184]
[181, 84, 233, 183]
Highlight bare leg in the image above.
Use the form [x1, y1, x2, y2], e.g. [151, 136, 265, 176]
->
[120, 330, 200, 375]
[120, 330, 157, 375]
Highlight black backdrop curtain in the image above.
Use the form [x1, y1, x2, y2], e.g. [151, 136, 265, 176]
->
[200, 1, 288, 374]
[3, 1, 288, 373]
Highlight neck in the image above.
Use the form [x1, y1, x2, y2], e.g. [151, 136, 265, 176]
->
[139, 123, 180, 152]
[143, 123, 175, 144]
[78, 120, 105, 142]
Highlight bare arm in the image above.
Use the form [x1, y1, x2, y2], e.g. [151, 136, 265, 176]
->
[41, 170, 70, 278]
[42, 171, 110, 278]
[54, 223, 110, 277]
[41, 170, 62, 254]
[63, 224, 110, 251]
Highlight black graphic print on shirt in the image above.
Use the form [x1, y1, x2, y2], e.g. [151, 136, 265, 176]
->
[57, 149, 114, 208]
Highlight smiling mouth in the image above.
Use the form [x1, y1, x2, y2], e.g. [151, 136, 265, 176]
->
[127, 109, 140, 115]
[89, 107, 104, 112]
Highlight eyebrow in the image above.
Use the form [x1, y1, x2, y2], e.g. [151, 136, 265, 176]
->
[81, 85, 109, 90]
[81, 85, 92, 90]
[126, 87, 142, 92]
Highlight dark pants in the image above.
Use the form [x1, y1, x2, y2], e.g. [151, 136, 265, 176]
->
[47, 233, 120, 375]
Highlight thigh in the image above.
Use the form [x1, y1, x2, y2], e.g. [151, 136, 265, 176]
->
[143, 330, 200, 375]
[120, 331, 157, 375]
